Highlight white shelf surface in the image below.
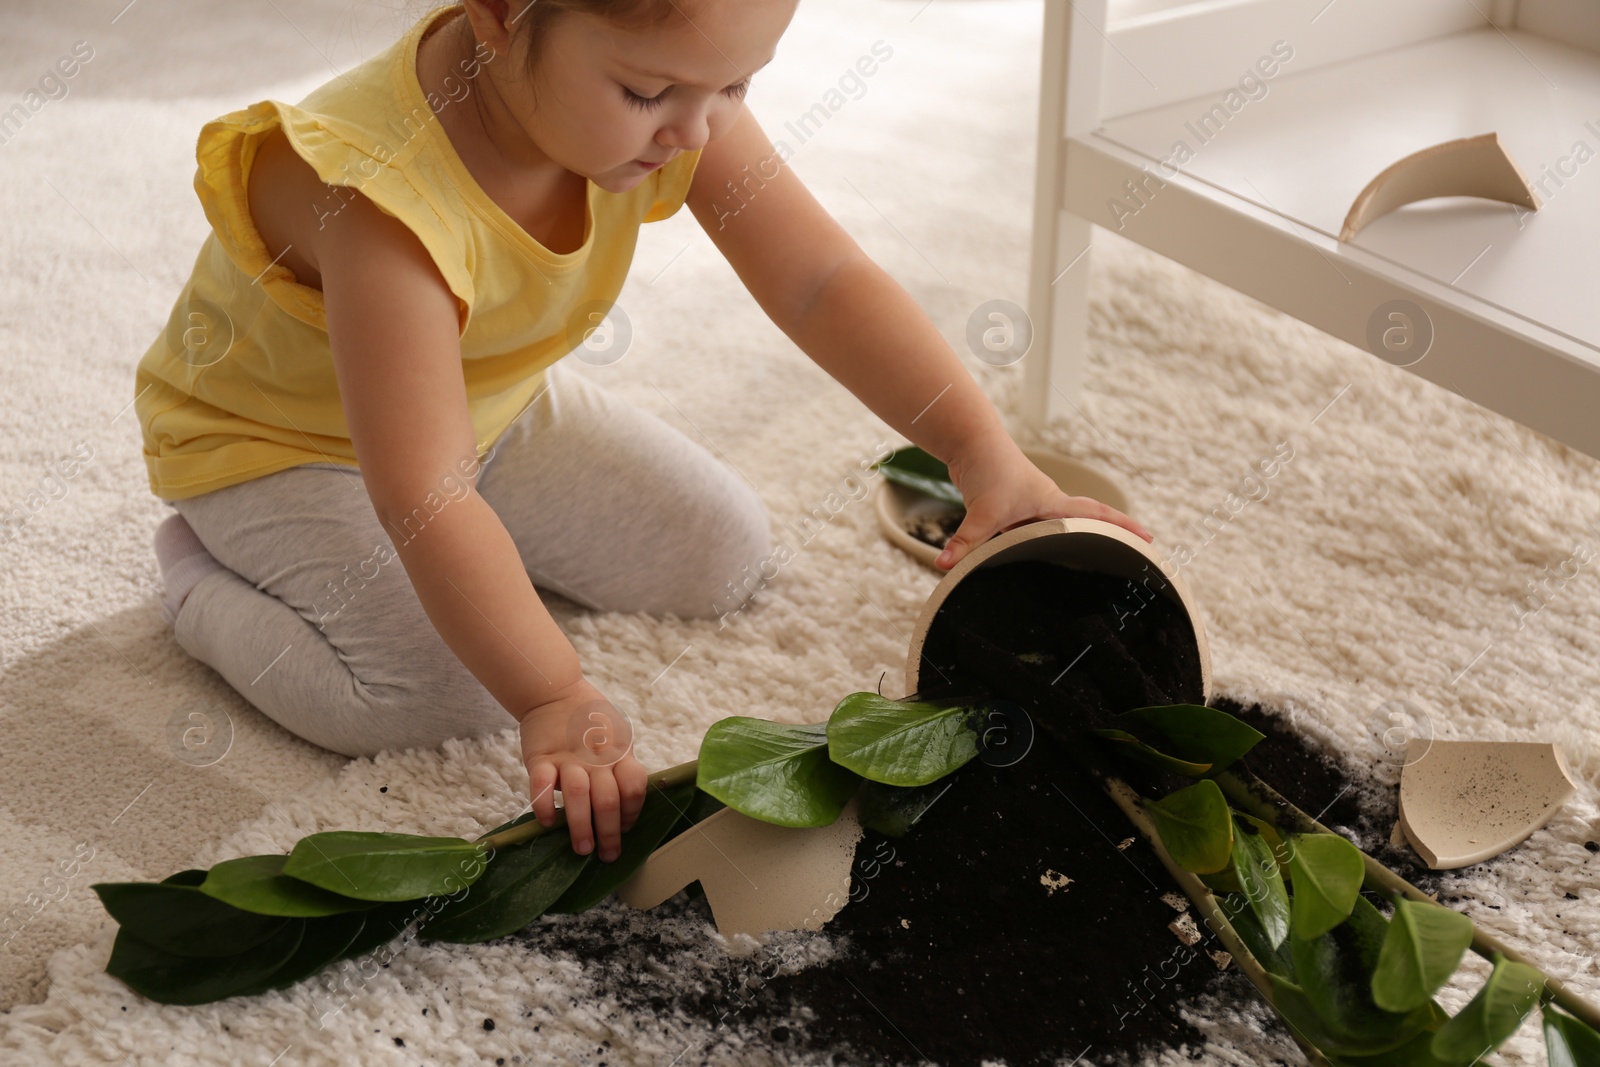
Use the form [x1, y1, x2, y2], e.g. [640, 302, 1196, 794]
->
[1094, 27, 1600, 357]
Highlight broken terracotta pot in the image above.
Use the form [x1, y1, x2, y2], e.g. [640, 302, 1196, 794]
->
[616, 517, 1210, 939]
[1397, 738, 1576, 870]
[903, 516, 1213, 704]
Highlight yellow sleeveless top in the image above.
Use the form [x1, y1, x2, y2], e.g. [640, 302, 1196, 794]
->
[134, 1, 702, 500]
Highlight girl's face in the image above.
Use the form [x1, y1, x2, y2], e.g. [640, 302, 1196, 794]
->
[481, 1, 797, 194]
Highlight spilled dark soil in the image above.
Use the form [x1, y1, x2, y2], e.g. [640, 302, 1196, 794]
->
[516, 559, 1437, 1067]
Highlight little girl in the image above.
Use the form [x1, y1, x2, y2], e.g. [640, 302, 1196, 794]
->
[134, 0, 1151, 867]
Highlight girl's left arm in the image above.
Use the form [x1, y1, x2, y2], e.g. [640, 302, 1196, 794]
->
[686, 107, 1152, 571]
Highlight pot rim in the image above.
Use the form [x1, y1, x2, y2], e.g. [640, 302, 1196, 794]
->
[902, 516, 1212, 704]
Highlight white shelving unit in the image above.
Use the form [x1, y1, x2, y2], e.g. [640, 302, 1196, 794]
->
[1027, 0, 1600, 460]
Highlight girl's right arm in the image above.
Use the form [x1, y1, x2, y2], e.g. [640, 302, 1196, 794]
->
[263, 147, 645, 862]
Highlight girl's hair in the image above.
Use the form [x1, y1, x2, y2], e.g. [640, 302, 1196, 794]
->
[452, 0, 703, 90]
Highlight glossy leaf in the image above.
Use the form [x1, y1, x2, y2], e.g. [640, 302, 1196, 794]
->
[258, 911, 368, 992]
[1198, 866, 1244, 895]
[1233, 816, 1290, 949]
[662, 786, 727, 843]
[1290, 895, 1436, 1056]
[422, 832, 592, 943]
[1221, 892, 1295, 981]
[334, 900, 424, 963]
[199, 854, 379, 917]
[282, 832, 487, 902]
[1430, 952, 1546, 1062]
[1089, 728, 1213, 776]
[90, 880, 289, 958]
[1285, 832, 1366, 941]
[1144, 779, 1234, 874]
[1325, 1029, 1455, 1067]
[874, 446, 963, 507]
[1544, 1005, 1600, 1067]
[1238, 812, 1289, 869]
[105, 920, 305, 1005]
[1370, 897, 1474, 1013]
[545, 782, 700, 915]
[856, 778, 956, 838]
[827, 692, 981, 786]
[1269, 976, 1365, 1058]
[697, 717, 861, 828]
[1111, 703, 1266, 771]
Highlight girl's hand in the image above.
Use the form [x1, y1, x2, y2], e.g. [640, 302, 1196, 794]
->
[935, 432, 1153, 571]
[518, 676, 649, 863]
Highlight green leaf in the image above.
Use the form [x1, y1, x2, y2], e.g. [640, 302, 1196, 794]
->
[855, 778, 956, 838]
[282, 832, 487, 902]
[333, 900, 423, 963]
[1545, 1005, 1600, 1067]
[1286, 833, 1366, 941]
[1144, 779, 1234, 874]
[104, 920, 306, 1005]
[874, 446, 964, 507]
[545, 782, 700, 915]
[1370, 897, 1474, 1013]
[1430, 952, 1546, 1062]
[1238, 812, 1289, 869]
[698, 717, 862, 828]
[1233, 816, 1291, 949]
[1089, 728, 1213, 776]
[826, 692, 981, 787]
[257, 911, 369, 992]
[90, 880, 290, 957]
[1221, 892, 1295, 981]
[662, 787, 727, 843]
[1111, 703, 1266, 771]
[421, 832, 592, 943]
[1269, 975, 1366, 1058]
[1290, 895, 1436, 1056]
[1325, 1029, 1455, 1066]
[1199, 867, 1244, 895]
[199, 854, 380, 917]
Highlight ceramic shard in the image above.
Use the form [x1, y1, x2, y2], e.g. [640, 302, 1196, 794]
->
[615, 795, 864, 937]
[1398, 739, 1575, 869]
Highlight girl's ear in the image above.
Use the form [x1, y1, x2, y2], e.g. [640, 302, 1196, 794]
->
[457, 0, 519, 55]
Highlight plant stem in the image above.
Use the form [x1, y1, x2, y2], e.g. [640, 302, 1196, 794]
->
[1100, 777, 1332, 1067]
[1215, 766, 1600, 1033]
[475, 759, 700, 851]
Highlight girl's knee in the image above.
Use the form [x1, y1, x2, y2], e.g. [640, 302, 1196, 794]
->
[668, 486, 775, 621]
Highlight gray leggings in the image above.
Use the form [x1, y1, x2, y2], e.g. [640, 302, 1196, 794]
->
[169, 362, 773, 759]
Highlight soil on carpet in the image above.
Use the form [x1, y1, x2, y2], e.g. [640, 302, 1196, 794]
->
[517, 559, 1441, 1067]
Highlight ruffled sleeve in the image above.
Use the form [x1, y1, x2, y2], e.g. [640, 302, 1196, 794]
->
[192, 98, 475, 334]
[642, 146, 704, 224]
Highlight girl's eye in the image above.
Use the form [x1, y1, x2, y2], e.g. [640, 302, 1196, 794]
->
[621, 80, 752, 112]
[622, 87, 665, 112]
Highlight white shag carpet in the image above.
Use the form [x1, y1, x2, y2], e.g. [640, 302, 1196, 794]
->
[2, 0, 1598, 1063]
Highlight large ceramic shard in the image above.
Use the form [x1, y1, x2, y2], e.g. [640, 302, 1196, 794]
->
[1398, 739, 1575, 869]
[1340, 132, 1540, 241]
[616, 795, 864, 937]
